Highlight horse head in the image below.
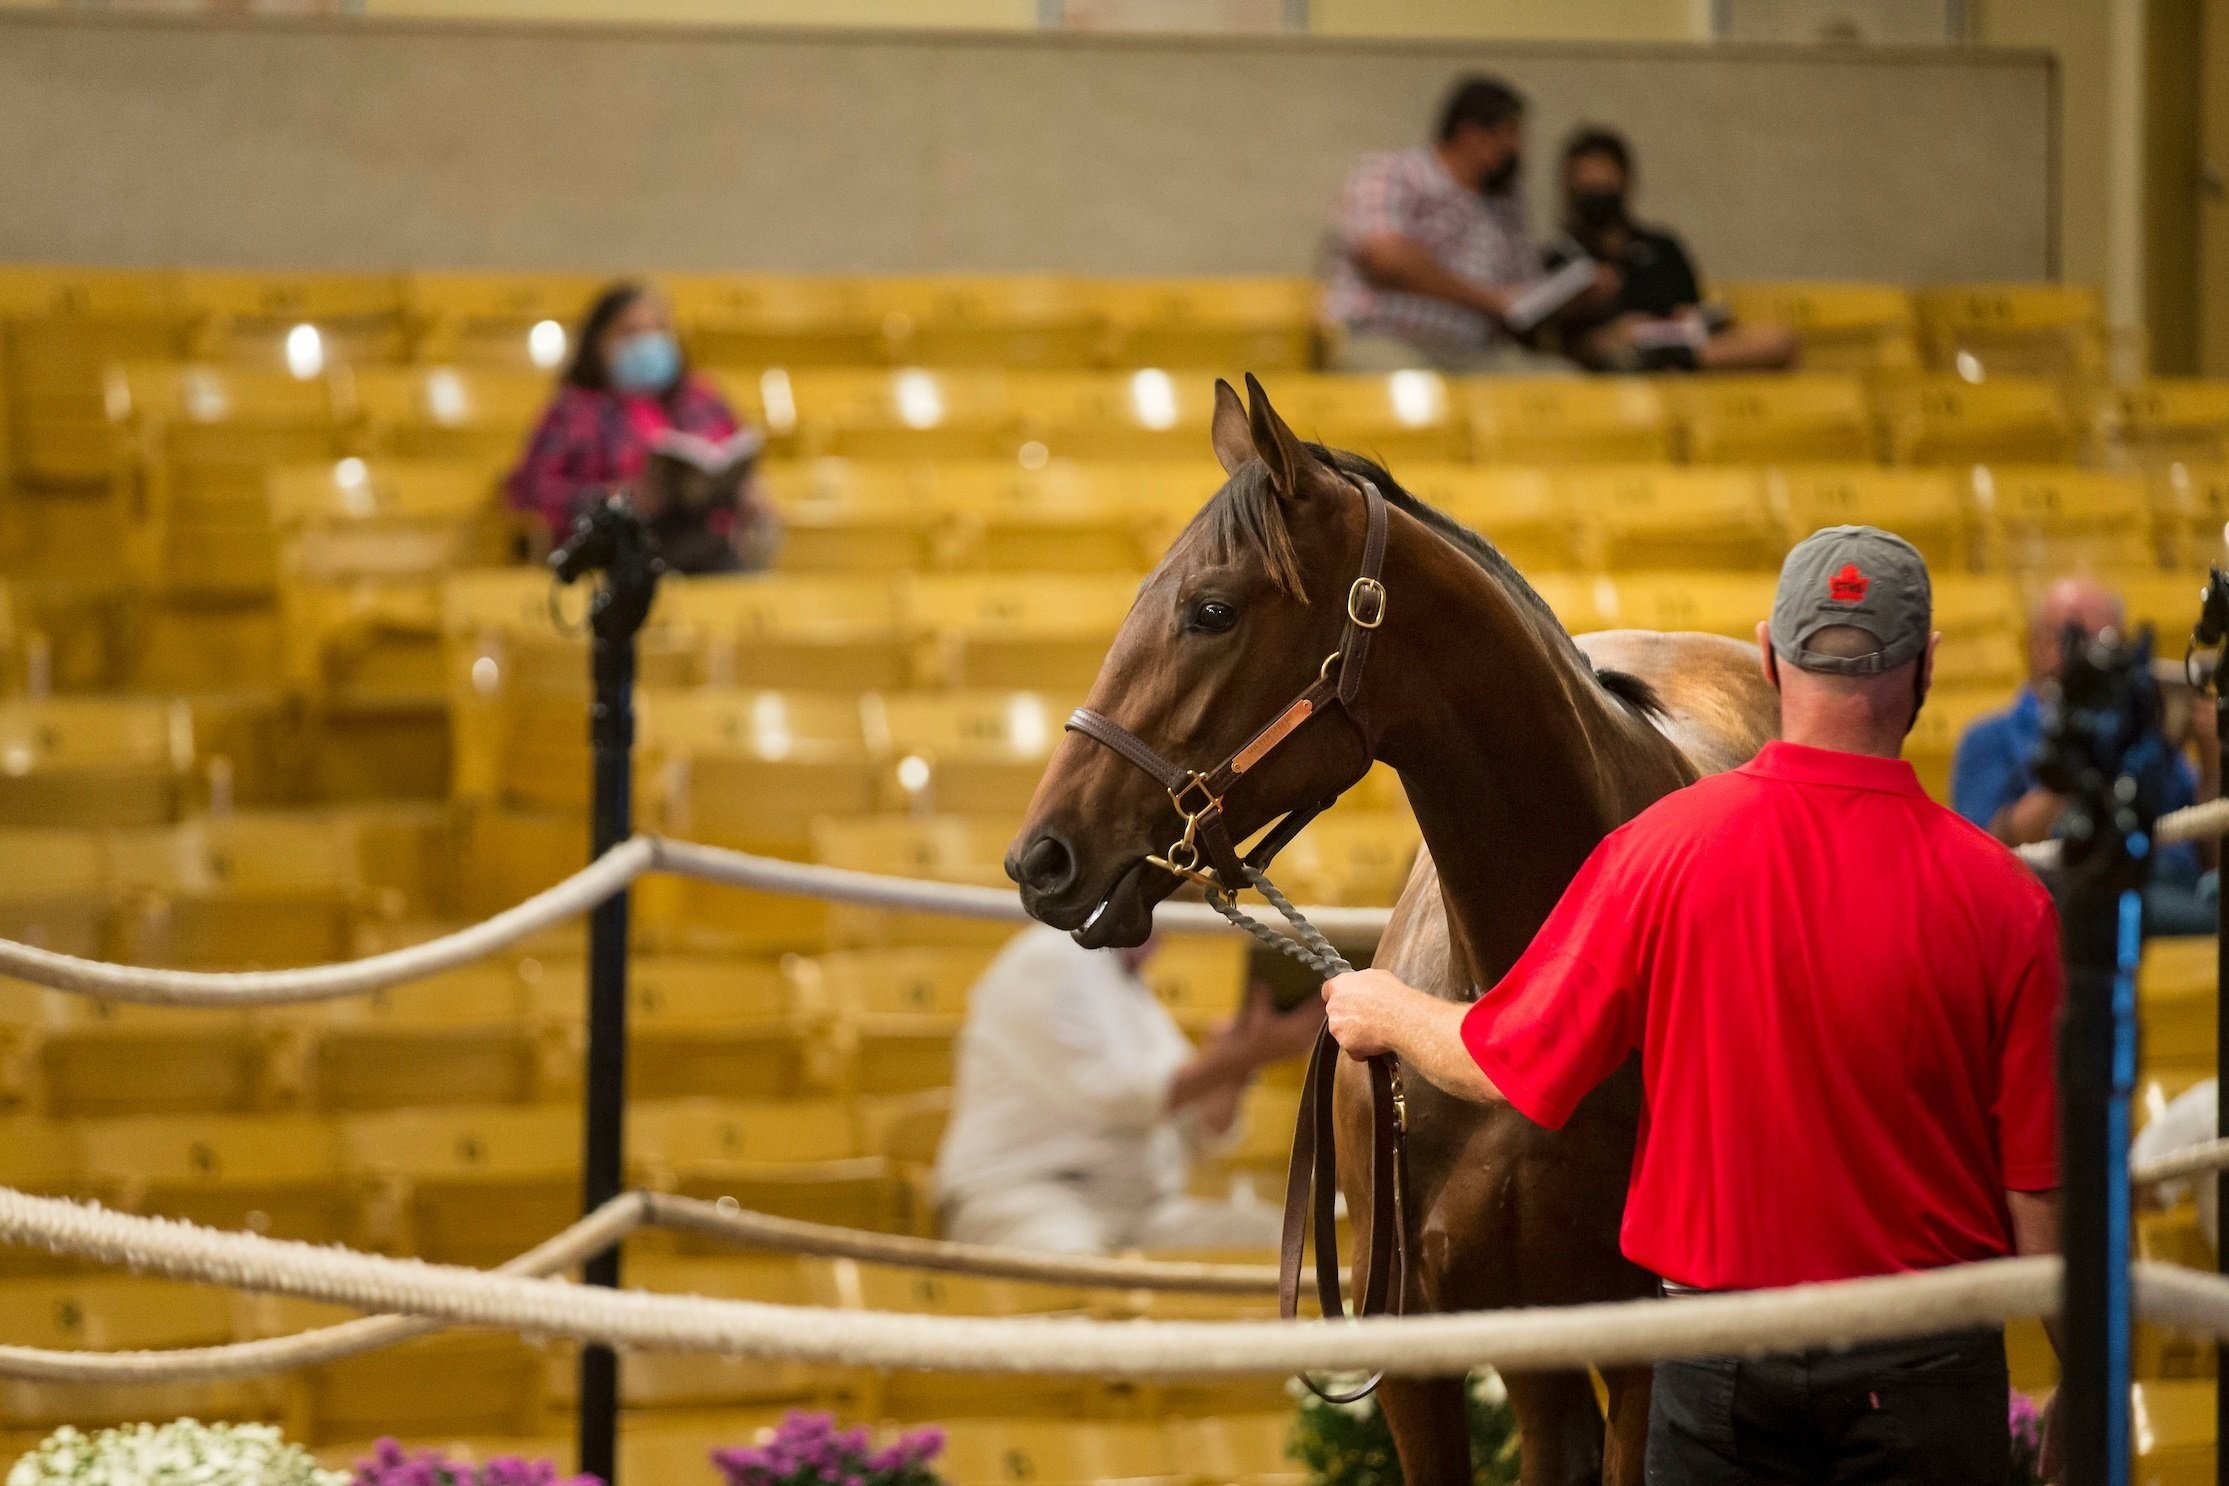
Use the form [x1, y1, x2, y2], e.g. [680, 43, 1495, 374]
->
[1007, 375, 1390, 948]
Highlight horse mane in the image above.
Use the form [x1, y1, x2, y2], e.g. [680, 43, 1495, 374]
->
[1202, 445, 1666, 720]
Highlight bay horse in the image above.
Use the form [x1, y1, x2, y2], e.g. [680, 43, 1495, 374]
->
[1008, 377, 1779, 1486]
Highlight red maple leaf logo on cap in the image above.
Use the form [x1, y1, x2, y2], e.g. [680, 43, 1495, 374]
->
[1828, 564, 1869, 604]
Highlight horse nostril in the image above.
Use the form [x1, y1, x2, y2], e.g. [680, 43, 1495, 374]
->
[1017, 833, 1077, 896]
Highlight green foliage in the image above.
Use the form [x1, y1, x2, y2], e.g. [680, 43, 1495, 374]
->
[1286, 1371, 1520, 1486]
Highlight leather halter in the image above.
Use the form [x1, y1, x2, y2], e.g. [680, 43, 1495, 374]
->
[1062, 476, 1407, 1399]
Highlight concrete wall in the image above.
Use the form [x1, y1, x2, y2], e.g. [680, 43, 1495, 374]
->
[0, 11, 2054, 284]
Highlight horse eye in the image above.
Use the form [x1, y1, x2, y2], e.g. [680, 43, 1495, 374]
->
[1188, 599, 1239, 634]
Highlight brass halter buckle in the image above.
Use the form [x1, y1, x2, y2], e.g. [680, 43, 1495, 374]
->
[1347, 576, 1388, 629]
[1146, 773, 1226, 888]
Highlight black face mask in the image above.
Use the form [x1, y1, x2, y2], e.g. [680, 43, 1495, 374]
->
[1570, 188, 1626, 233]
[1480, 155, 1522, 197]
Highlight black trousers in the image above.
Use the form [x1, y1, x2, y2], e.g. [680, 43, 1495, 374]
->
[1645, 1326, 2010, 1486]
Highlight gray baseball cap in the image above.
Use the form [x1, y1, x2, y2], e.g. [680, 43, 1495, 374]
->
[1770, 525, 1932, 676]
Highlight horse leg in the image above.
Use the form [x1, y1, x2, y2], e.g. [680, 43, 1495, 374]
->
[1600, 1366, 1653, 1486]
[1376, 1375, 1474, 1486]
[1505, 1369, 1606, 1486]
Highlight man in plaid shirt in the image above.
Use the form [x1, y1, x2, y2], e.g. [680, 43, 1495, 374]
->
[1324, 76, 1593, 373]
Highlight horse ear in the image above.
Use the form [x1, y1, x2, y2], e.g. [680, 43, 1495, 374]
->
[1209, 379, 1253, 477]
[1244, 373, 1312, 500]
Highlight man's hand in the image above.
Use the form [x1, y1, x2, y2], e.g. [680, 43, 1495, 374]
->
[1321, 968, 1415, 1058]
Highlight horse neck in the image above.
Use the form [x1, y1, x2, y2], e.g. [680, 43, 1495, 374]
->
[1366, 531, 1693, 991]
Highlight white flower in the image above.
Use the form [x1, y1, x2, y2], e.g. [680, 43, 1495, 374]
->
[5, 1421, 345, 1486]
[1470, 1367, 1509, 1406]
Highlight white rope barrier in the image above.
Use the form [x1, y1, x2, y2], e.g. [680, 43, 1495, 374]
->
[2015, 795, 2229, 870]
[0, 1188, 2099, 1379]
[0, 1195, 644, 1384]
[640, 1193, 1287, 1294]
[0, 834, 1390, 1006]
[0, 838, 657, 1006]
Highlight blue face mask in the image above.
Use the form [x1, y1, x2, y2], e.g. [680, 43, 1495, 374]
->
[608, 330, 681, 395]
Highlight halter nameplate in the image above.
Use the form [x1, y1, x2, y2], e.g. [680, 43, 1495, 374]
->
[1233, 698, 1315, 774]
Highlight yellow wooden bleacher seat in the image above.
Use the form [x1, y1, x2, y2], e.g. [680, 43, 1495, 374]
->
[650, 572, 913, 692]
[646, 687, 880, 854]
[1271, 373, 1459, 466]
[0, 696, 192, 830]
[175, 270, 411, 367]
[28, 986, 276, 1118]
[791, 946, 991, 1095]
[2101, 380, 2229, 470]
[2149, 465, 2229, 571]
[107, 362, 355, 597]
[939, 1420, 1181, 1485]
[1527, 571, 1617, 636]
[1768, 466, 1968, 575]
[630, 1096, 910, 1233]
[870, 689, 1073, 817]
[1916, 283, 2108, 380]
[1169, 1413, 1304, 1486]
[77, 1112, 351, 1243]
[1006, 370, 1215, 464]
[2, 270, 194, 486]
[403, 272, 607, 368]
[1874, 375, 2082, 468]
[105, 813, 359, 970]
[1970, 465, 2158, 574]
[1559, 466, 1780, 571]
[1716, 282, 1918, 373]
[783, 367, 1025, 462]
[1144, 934, 1248, 1036]
[1100, 277, 1317, 373]
[1188, 1082, 1300, 1204]
[902, 572, 1143, 691]
[1593, 571, 1779, 640]
[812, 814, 1021, 952]
[2132, 1379, 2215, 1486]
[1272, 809, 1421, 907]
[297, 964, 542, 1112]
[823, 1259, 1103, 1420]
[1927, 575, 2026, 692]
[0, 829, 110, 959]
[1466, 378, 1672, 466]
[293, 1330, 556, 1447]
[613, 1253, 835, 1411]
[670, 275, 887, 368]
[946, 465, 1167, 574]
[350, 364, 551, 466]
[757, 458, 945, 572]
[1402, 465, 1581, 572]
[1674, 374, 1875, 465]
[863, 277, 1108, 370]
[343, 1102, 581, 1266]
[535, 955, 828, 1102]
[0, 1273, 272, 1435]
[1902, 686, 2007, 803]
[2114, 571, 2219, 652]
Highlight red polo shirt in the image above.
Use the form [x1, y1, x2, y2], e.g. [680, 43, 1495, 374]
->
[1460, 740, 2061, 1290]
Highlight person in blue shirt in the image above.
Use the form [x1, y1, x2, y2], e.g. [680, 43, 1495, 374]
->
[1952, 576, 2220, 934]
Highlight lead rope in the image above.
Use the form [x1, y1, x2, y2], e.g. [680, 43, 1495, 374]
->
[1203, 866, 1351, 977]
[1207, 865, 1407, 1406]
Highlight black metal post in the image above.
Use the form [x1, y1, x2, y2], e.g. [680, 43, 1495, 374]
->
[551, 499, 661, 1486]
[2039, 628, 2163, 1486]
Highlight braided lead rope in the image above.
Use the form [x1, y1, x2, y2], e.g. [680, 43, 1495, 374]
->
[1204, 866, 1353, 979]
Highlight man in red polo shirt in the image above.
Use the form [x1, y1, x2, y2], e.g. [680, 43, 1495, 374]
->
[1322, 526, 2062, 1483]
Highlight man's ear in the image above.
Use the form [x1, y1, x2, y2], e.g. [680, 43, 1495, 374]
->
[1244, 373, 1315, 500]
[1210, 379, 1253, 477]
[1755, 620, 1779, 691]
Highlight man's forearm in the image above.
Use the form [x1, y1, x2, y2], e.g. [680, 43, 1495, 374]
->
[1358, 981, 1503, 1104]
[1351, 235, 1509, 322]
[1991, 788, 2067, 847]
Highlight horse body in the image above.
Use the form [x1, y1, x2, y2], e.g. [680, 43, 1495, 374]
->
[1008, 379, 1778, 1486]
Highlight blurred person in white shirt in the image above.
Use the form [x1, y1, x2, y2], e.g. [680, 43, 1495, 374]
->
[934, 924, 1323, 1253]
